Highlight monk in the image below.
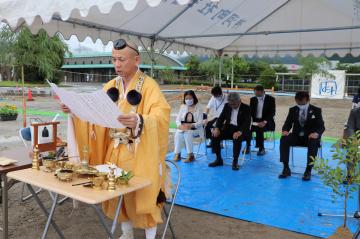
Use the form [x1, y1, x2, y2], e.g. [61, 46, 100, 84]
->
[60, 39, 171, 239]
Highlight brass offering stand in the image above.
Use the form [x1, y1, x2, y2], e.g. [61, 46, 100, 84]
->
[32, 145, 40, 170]
[107, 163, 116, 191]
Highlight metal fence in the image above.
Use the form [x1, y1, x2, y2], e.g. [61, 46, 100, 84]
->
[276, 73, 360, 95]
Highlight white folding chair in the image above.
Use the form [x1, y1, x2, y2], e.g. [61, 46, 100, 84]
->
[193, 127, 207, 159]
[161, 160, 181, 239]
[251, 130, 276, 151]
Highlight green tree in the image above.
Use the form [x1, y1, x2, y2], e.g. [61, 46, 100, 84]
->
[247, 61, 269, 82]
[0, 25, 17, 81]
[313, 131, 360, 230]
[12, 27, 69, 83]
[159, 66, 175, 84]
[199, 57, 219, 85]
[272, 64, 288, 73]
[336, 63, 360, 73]
[184, 55, 202, 83]
[258, 67, 276, 89]
[297, 55, 333, 80]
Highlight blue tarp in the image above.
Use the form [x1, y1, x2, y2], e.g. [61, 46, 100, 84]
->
[166, 140, 358, 238]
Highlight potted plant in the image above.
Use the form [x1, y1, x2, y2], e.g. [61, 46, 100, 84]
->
[0, 103, 18, 121]
[312, 131, 360, 239]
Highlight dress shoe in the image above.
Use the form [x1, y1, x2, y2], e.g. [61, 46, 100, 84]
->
[173, 153, 181, 162]
[208, 158, 223, 167]
[257, 148, 266, 156]
[278, 167, 291, 178]
[302, 170, 311, 181]
[232, 159, 239, 170]
[183, 153, 195, 163]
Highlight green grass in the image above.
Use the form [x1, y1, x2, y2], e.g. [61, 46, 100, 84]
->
[17, 108, 66, 117]
[0, 81, 48, 87]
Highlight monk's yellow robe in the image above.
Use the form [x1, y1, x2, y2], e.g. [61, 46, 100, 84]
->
[72, 71, 171, 228]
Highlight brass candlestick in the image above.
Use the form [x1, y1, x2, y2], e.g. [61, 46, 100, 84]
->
[107, 164, 116, 191]
[32, 145, 40, 170]
[80, 146, 89, 169]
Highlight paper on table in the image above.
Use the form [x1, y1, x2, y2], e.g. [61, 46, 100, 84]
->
[48, 80, 124, 129]
[0, 157, 17, 166]
[94, 164, 126, 177]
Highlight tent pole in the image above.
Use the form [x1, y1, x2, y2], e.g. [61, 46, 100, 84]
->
[218, 50, 223, 86]
[231, 56, 234, 89]
[21, 65, 26, 127]
[150, 39, 155, 78]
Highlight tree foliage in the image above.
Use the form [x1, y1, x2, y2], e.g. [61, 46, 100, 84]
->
[312, 131, 360, 228]
[297, 55, 333, 80]
[0, 25, 68, 83]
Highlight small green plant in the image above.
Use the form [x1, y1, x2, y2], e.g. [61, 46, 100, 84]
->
[312, 131, 360, 228]
[115, 171, 134, 185]
[0, 103, 18, 116]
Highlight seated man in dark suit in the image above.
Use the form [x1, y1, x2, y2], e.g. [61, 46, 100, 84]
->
[249, 85, 276, 155]
[279, 91, 325, 181]
[208, 92, 251, 170]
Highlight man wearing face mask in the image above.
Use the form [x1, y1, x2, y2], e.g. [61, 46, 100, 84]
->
[204, 86, 227, 147]
[247, 85, 276, 156]
[208, 92, 251, 170]
[279, 91, 325, 181]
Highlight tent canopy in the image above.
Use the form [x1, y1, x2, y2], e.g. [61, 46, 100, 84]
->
[1, 0, 360, 57]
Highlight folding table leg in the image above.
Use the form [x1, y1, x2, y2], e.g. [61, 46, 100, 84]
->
[42, 193, 59, 239]
[92, 205, 115, 239]
[1, 174, 8, 239]
[26, 184, 65, 239]
[110, 196, 123, 236]
[92, 196, 122, 239]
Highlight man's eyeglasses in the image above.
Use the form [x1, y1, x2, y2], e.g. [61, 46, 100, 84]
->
[113, 39, 139, 55]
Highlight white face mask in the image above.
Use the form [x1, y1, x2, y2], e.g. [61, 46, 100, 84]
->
[215, 96, 223, 101]
[185, 99, 193, 106]
[297, 103, 309, 110]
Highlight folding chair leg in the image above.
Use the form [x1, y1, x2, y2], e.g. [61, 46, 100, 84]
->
[163, 207, 176, 239]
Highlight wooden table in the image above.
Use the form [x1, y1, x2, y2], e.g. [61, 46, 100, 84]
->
[0, 147, 32, 239]
[7, 168, 151, 239]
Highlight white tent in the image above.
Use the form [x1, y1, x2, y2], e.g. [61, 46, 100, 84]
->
[1, 0, 360, 57]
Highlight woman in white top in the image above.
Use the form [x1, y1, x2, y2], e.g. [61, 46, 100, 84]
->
[174, 90, 203, 163]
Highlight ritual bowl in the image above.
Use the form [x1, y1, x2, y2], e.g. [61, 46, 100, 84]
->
[57, 169, 74, 182]
[42, 159, 56, 172]
[91, 176, 105, 190]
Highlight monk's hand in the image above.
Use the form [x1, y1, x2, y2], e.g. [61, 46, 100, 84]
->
[212, 128, 220, 138]
[233, 131, 242, 140]
[309, 133, 319, 139]
[282, 131, 289, 136]
[118, 113, 138, 129]
[60, 103, 71, 114]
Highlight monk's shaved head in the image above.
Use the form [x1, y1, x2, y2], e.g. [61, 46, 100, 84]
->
[111, 39, 141, 80]
[126, 40, 139, 56]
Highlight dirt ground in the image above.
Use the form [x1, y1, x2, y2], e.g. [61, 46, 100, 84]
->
[0, 87, 352, 239]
